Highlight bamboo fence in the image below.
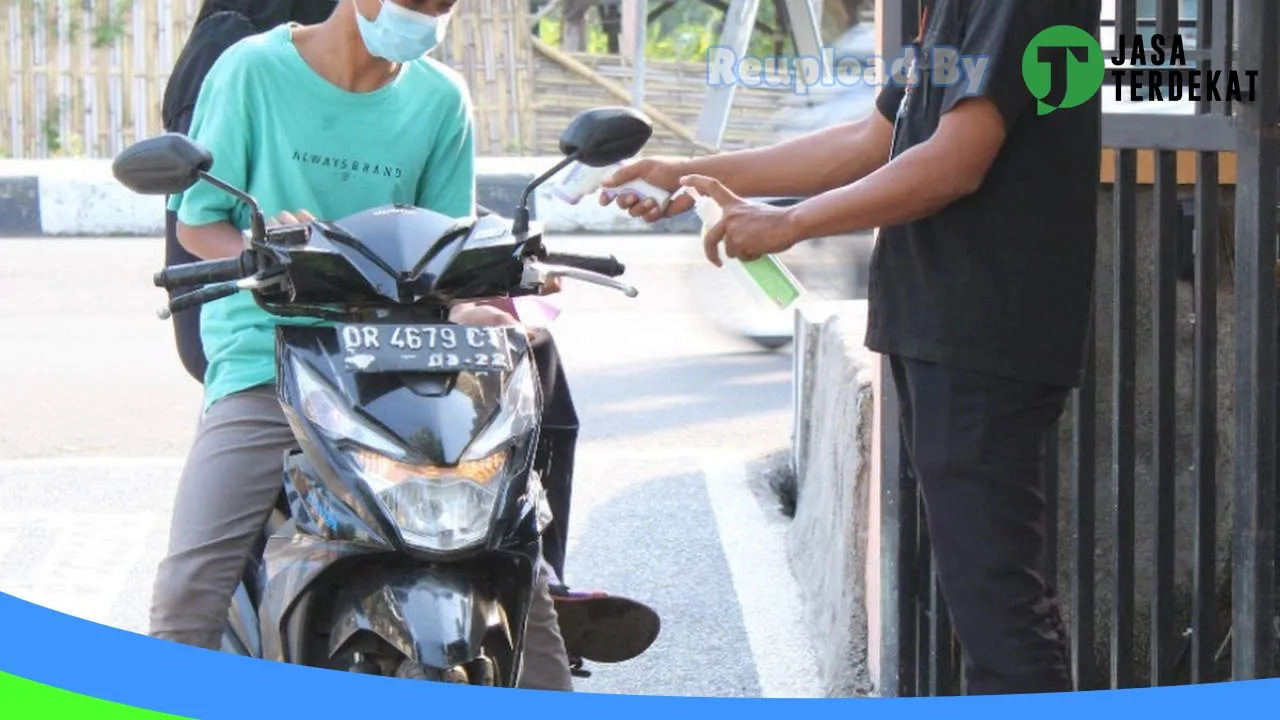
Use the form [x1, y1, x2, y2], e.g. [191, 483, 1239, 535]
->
[434, 0, 539, 155]
[0, 0, 809, 159]
[0, 0, 203, 158]
[528, 44, 816, 157]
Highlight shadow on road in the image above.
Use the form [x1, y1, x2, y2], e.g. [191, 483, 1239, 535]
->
[567, 350, 793, 439]
[564, 469, 762, 698]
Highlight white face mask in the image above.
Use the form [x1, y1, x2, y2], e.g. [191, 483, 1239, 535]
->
[355, 0, 449, 62]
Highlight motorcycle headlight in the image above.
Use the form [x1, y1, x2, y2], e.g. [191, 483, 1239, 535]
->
[291, 357, 405, 459]
[350, 448, 508, 552]
[461, 356, 538, 460]
[348, 357, 541, 553]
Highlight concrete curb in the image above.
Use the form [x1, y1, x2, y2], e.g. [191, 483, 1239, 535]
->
[0, 157, 701, 237]
[787, 299, 878, 697]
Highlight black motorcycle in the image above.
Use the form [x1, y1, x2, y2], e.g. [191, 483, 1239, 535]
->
[112, 107, 655, 685]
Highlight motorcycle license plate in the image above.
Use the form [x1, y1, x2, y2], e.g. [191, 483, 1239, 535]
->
[336, 323, 514, 373]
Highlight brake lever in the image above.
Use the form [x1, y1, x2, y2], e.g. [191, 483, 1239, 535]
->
[156, 272, 288, 320]
[522, 262, 638, 298]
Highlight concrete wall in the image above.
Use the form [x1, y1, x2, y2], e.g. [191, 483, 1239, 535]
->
[787, 301, 878, 697]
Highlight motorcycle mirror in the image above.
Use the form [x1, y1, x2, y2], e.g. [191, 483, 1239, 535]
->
[558, 106, 654, 167]
[111, 132, 213, 195]
[510, 107, 654, 238]
[113, 132, 270, 245]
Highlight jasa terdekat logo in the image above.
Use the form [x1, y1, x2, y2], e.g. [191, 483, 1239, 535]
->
[1109, 32, 1258, 102]
[1021, 25, 1260, 116]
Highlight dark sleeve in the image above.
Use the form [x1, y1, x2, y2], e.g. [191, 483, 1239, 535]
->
[168, 47, 254, 229]
[162, 11, 258, 133]
[875, 83, 906, 123]
[874, 39, 918, 123]
[940, 1, 1058, 128]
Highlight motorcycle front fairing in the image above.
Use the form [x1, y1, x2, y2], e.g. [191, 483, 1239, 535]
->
[263, 202, 550, 564]
[321, 541, 543, 684]
[246, 210, 550, 678]
[251, 453, 544, 683]
[223, 581, 261, 657]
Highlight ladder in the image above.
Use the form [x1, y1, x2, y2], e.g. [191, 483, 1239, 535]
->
[694, 0, 829, 151]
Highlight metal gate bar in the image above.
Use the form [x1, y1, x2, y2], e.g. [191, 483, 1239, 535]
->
[1149, 0, 1182, 688]
[1072, 333, 1099, 690]
[1229, 0, 1279, 681]
[1110, 0, 1141, 693]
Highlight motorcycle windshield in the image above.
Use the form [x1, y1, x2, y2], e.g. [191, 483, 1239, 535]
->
[280, 206, 519, 306]
[324, 205, 468, 277]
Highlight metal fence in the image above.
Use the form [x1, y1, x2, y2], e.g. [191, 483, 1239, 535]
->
[873, 0, 1278, 695]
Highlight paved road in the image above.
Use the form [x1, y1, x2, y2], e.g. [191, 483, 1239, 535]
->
[0, 234, 831, 698]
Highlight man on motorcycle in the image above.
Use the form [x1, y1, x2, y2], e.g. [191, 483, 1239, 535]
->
[151, 0, 653, 690]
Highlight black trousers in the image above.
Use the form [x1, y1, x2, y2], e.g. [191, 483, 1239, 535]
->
[165, 209, 211, 383]
[527, 328, 579, 584]
[889, 355, 1073, 695]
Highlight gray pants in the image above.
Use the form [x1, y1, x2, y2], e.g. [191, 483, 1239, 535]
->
[149, 385, 574, 691]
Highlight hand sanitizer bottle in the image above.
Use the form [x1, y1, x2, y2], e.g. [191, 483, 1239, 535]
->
[686, 188, 806, 311]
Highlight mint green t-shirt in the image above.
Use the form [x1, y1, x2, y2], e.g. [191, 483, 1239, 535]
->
[169, 24, 476, 410]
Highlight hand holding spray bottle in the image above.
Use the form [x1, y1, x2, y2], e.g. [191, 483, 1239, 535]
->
[673, 185, 806, 311]
[552, 161, 806, 311]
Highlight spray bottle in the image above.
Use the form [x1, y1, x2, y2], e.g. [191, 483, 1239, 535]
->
[680, 186, 806, 311]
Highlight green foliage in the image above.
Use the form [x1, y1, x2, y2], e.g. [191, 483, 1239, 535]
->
[89, 1, 132, 49]
[41, 110, 61, 155]
[534, 2, 796, 63]
[9, 1, 129, 156]
[38, 99, 83, 157]
[16, 0, 132, 49]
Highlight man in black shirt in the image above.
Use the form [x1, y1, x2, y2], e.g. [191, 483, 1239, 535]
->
[603, 0, 1100, 695]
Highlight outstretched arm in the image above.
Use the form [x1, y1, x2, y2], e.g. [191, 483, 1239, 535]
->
[677, 105, 898, 199]
[783, 1, 1056, 239]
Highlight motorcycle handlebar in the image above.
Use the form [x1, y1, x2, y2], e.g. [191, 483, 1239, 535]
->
[154, 253, 254, 290]
[151, 231, 635, 319]
[161, 281, 241, 319]
[543, 252, 625, 278]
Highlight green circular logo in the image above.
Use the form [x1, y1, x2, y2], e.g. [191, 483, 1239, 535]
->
[1022, 25, 1105, 115]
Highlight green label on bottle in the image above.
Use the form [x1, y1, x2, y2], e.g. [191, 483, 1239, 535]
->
[740, 256, 803, 309]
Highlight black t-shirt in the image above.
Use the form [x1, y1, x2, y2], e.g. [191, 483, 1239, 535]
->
[867, 0, 1101, 388]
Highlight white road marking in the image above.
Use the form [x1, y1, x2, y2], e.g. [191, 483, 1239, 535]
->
[0, 448, 747, 472]
[0, 450, 816, 699]
[0, 532, 19, 565]
[701, 452, 822, 699]
[0, 457, 186, 472]
[0, 513, 156, 627]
